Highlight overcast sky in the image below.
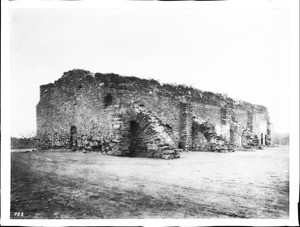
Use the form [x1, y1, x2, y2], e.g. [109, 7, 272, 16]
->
[10, 6, 289, 137]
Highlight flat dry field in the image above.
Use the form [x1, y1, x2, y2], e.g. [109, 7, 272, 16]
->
[11, 146, 289, 219]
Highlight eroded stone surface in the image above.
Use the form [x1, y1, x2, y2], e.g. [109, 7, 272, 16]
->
[36, 69, 272, 159]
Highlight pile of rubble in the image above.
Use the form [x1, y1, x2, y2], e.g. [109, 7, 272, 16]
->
[75, 104, 181, 160]
[202, 141, 235, 153]
[196, 121, 217, 141]
[193, 119, 235, 153]
[241, 128, 259, 148]
[132, 104, 175, 146]
[146, 144, 181, 159]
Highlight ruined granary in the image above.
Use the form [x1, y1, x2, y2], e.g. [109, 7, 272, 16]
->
[36, 69, 272, 159]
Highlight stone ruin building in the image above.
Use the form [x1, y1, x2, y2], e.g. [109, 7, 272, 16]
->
[36, 69, 272, 159]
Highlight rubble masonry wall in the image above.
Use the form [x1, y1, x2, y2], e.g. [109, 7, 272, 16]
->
[37, 69, 272, 155]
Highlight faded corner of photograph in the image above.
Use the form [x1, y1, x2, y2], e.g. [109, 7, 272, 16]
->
[9, 2, 290, 221]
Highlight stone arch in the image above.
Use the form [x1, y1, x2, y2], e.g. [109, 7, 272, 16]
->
[192, 120, 217, 142]
[192, 120, 216, 150]
[191, 118, 233, 152]
[114, 105, 175, 157]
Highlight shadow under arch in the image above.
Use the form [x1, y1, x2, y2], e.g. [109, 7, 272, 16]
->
[118, 105, 174, 157]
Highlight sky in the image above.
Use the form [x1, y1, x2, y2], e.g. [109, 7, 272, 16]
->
[10, 6, 289, 137]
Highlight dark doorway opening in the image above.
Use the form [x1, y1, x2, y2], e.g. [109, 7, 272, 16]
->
[103, 93, 113, 108]
[128, 121, 146, 157]
[191, 125, 206, 150]
[70, 126, 77, 148]
[178, 141, 184, 149]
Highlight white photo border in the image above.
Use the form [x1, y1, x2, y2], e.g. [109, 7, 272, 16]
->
[1, 0, 299, 226]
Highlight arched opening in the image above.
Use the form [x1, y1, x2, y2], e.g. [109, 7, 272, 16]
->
[70, 126, 77, 148]
[194, 121, 216, 141]
[261, 133, 264, 145]
[103, 93, 113, 108]
[192, 125, 206, 150]
[178, 141, 184, 149]
[123, 110, 175, 157]
[191, 121, 217, 150]
[128, 121, 147, 157]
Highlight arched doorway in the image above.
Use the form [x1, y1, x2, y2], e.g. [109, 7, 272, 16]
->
[118, 106, 175, 157]
[261, 133, 264, 145]
[191, 120, 217, 150]
[128, 121, 147, 157]
[191, 125, 206, 150]
[70, 125, 77, 148]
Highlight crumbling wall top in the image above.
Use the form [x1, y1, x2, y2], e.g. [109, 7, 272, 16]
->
[41, 69, 268, 113]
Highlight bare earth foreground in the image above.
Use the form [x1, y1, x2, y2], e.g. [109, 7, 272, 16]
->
[11, 146, 289, 219]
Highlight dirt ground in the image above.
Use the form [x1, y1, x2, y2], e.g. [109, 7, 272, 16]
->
[11, 146, 289, 219]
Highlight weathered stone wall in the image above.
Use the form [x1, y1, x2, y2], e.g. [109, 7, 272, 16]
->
[37, 70, 113, 150]
[191, 103, 222, 149]
[37, 69, 272, 157]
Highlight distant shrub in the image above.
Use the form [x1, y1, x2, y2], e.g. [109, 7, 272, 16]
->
[11, 137, 37, 149]
[272, 133, 289, 145]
